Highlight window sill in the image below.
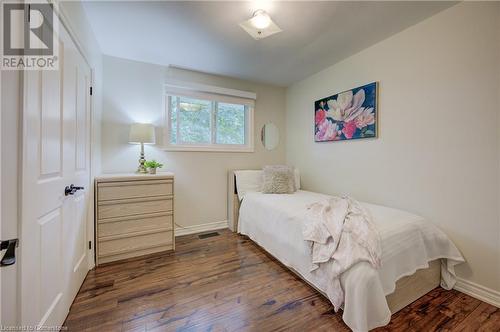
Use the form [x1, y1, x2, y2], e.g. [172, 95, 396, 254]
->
[162, 145, 254, 153]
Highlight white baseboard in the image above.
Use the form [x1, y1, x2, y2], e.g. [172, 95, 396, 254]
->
[454, 277, 500, 308]
[174, 220, 228, 237]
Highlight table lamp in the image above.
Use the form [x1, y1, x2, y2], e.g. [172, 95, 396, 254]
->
[129, 123, 155, 173]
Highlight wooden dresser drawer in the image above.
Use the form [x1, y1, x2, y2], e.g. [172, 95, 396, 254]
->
[95, 173, 175, 266]
[98, 179, 173, 201]
[98, 230, 173, 259]
[98, 213, 173, 237]
[98, 197, 173, 220]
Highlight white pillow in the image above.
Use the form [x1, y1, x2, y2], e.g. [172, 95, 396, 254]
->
[294, 168, 300, 190]
[234, 170, 263, 201]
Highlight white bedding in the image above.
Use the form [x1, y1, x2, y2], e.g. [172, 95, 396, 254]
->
[238, 190, 464, 332]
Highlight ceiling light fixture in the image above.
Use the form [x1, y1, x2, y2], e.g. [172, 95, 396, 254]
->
[251, 9, 271, 30]
[239, 9, 282, 40]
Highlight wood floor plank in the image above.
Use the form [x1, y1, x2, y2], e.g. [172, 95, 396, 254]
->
[64, 229, 499, 332]
[453, 302, 500, 332]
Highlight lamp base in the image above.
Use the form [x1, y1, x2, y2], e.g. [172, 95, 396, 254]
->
[136, 143, 148, 174]
[136, 165, 147, 174]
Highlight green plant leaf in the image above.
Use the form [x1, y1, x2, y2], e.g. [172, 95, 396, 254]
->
[144, 160, 163, 169]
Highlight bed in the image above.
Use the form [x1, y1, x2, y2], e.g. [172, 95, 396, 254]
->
[227, 170, 464, 331]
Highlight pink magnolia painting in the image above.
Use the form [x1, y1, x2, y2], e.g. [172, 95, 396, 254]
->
[315, 82, 378, 142]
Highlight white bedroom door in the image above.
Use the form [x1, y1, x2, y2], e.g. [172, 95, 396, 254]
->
[20, 15, 91, 327]
[61, 23, 92, 313]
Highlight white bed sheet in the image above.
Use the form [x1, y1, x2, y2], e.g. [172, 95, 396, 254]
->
[238, 190, 464, 332]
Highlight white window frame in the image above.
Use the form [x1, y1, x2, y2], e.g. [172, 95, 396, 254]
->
[163, 82, 255, 153]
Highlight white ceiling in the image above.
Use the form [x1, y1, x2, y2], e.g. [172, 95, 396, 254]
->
[82, 1, 455, 86]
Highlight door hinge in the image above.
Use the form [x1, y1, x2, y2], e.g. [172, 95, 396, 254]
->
[88, 241, 92, 250]
[89, 87, 93, 96]
[27, 4, 31, 23]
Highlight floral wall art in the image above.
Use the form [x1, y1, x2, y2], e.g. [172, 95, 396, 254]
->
[315, 82, 378, 142]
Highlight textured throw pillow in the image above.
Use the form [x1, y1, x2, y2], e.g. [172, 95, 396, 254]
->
[261, 165, 295, 194]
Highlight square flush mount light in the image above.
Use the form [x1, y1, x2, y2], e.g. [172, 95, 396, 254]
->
[239, 10, 282, 40]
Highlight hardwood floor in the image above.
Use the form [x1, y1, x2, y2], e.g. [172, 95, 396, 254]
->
[64, 229, 499, 331]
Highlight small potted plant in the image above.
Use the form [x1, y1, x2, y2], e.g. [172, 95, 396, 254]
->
[144, 160, 163, 174]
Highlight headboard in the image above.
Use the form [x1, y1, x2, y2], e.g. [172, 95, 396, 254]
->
[228, 169, 264, 232]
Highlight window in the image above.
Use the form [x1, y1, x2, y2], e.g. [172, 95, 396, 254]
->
[164, 83, 255, 152]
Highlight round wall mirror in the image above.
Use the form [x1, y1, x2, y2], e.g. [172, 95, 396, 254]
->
[261, 122, 279, 150]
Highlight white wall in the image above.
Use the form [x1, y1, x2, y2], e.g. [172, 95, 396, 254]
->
[286, 2, 500, 293]
[101, 55, 286, 229]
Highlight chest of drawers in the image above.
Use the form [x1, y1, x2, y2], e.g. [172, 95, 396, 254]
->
[95, 173, 174, 265]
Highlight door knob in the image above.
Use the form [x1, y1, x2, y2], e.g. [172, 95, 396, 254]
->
[64, 184, 85, 196]
[1, 239, 19, 266]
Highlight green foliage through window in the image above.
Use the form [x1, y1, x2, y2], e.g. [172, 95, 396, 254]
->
[169, 95, 247, 146]
[216, 103, 245, 145]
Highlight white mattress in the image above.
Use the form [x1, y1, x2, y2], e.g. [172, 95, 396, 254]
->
[238, 190, 464, 332]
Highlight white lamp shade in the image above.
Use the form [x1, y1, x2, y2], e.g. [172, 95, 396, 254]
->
[129, 123, 155, 144]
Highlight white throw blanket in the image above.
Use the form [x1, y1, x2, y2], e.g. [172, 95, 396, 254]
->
[303, 196, 382, 310]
